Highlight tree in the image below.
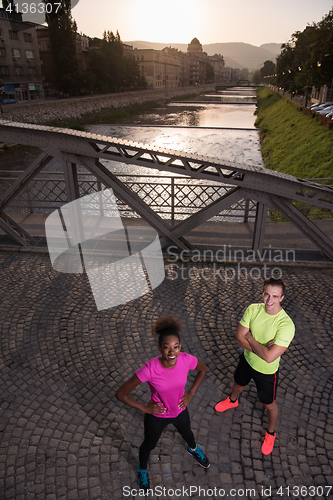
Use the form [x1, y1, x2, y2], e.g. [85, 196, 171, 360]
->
[276, 43, 295, 91]
[252, 70, 261, 85]
[260, 60, 276, 83]
[311, 10, 333, 89]
[44, 0, 81, 95]
[240, 68, 249, 80]
[276, 8, 333, 93]
[88, 31, 146, 93]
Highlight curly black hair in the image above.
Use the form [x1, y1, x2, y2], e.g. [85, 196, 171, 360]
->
[152, 315, 182, 346]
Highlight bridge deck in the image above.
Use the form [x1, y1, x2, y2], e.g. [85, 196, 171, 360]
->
[1, 212, 333, 261]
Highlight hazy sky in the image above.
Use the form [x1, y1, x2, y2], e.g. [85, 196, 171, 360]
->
[71, 0, 332, 46]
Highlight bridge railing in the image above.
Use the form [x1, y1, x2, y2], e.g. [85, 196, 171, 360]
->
[1, 171, 332, 222]
[0, 171, 257, 222]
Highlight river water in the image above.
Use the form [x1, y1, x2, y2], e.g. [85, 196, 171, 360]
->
[85, 94, 263, 174]
[0, 89, 263, 174]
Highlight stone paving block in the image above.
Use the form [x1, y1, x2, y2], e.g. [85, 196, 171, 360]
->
[0, 256, 333, 500]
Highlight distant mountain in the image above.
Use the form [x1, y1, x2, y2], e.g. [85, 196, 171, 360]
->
[260, 43, 283, 55]
[126, 40, 283, 70]
[204, 42, 282, 69]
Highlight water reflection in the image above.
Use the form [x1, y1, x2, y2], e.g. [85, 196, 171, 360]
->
[115, 102, 257, 130]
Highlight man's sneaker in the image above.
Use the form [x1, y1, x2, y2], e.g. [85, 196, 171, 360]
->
[215, 396, 238, 412]
[138, 465, 150, 492]
[261, 432, 276, 455]
[187, 445, 210, 468]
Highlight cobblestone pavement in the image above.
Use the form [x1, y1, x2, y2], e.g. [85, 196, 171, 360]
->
[0, 251, 333, 500]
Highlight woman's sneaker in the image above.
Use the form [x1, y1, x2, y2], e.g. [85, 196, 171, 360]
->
[138, 465, 150, 492]
[187, 445, 210, 468]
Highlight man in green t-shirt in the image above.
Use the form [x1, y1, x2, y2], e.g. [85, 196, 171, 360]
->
[215, 277, 295, 455]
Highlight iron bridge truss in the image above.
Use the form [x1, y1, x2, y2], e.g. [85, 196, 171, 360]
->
[0, 120, 333, 260]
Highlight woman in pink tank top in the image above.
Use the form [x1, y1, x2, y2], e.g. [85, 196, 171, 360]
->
[116, 315, 209, 492]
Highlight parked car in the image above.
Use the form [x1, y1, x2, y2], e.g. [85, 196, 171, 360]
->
[311, 103, 326, 110]
[311, 103, 322, 109]
[318, 105, 333, 115]
[312, 102, 333, 112]
[325, 110, 333, 119]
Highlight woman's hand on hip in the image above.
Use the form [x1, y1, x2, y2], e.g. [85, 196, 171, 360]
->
[178, 392, 193, 409]
[145, 399, 167, 415]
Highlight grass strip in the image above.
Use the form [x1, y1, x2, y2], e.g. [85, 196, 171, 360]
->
[255, 87, 333, 179]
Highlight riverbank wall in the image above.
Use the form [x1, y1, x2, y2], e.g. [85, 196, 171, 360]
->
[1, 84, 215, 126]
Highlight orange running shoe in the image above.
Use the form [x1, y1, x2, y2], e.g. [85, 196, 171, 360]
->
[215, 397, 238, 412]
[261, 432, 276, 455]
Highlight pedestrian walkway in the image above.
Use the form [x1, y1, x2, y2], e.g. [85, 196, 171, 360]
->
[1, 213, 333, 262]
[0, 249, 332, 500]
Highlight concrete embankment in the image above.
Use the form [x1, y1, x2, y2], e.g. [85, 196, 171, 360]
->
[1, 84, 215, 125]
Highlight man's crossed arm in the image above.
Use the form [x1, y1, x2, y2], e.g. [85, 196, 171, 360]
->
[236, 324, 287, 364]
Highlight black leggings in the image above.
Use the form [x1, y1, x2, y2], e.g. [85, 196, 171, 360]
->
[139, 408, 196, 469]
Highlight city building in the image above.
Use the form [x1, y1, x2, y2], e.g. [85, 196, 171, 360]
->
[207, 54, 225, 83]
[187, 37, 207, 85]
[0, 8, 43, 101]
[186, 38, 225, 85]
[122, 42, 134, 58]
[222, 66, 232, 83]
[133, 47, 190, 88]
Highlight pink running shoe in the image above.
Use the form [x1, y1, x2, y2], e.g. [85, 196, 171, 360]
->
[215, 397, 238, 412]
[261, 432, 276, 455]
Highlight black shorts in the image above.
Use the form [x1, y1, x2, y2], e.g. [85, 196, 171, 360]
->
[234, 353, 279, 405]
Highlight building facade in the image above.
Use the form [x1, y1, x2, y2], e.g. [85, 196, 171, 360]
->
[187, 37, 206, 85]
[207, 54, 225, 83]
[186, 38, 225, 85]
[0, 8, 43, 102]
[132, 37, 225, 89]
[133, 47, 190, 88]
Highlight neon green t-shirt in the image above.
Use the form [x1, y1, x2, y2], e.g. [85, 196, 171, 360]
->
[240, 303, 295, 374]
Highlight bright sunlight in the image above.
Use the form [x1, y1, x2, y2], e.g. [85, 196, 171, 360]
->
[130, 0, 202, 43]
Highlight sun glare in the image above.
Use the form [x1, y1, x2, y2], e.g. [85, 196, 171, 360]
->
[130, 0, 201, 43]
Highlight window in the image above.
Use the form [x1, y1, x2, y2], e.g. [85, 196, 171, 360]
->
[38, 40, 49, 52]
[0, 47, 6, 57]
[25, 50, 34, 59]
[12, 48, 21, 59]
[24, 33, 32, 42]
[0, 66, 9, 75]
[9, 30, 18, 40]
[28, 67, 36, 75]
[14, 66, 23, 75]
